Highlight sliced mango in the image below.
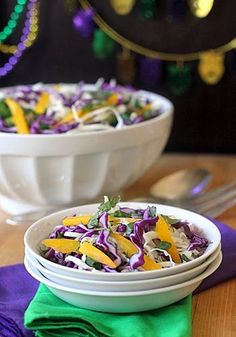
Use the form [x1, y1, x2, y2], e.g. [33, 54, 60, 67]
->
[55, 109, 84, 127]
[34, 92, 50, 114]
[143, 255, 161, 270]
[54, 112, 73, 126]
[155, 215, 181, 263]
[79, 241, 117, 269]
[5, 98, 29, 134]
[62, 215, 140, 227]
[42, 238, 80, 254]
[107, 94, 119, 106]
[110, 232, 161, 270]
[62, 215, 92, 226]
[108, 216, 140, 224]
[136, 103, 152, 115]
[110, 231, 137, 256]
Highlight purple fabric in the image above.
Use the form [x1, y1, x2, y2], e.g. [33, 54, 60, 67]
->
[0, 264, 38, 337]
[194, 219, 236, 293]
[0, 220, 236, 337]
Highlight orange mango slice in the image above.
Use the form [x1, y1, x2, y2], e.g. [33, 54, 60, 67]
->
[110, 232, 137, 256]
[42, 238, 116, 268]
[143, 255, 162, 270]
[34, 92, 50, 114]
[107, 94, 119, 105]
[62, 215, 92, 226]
[136, 103, 152, 115]
[110, 232, 161, 270]
[54, 112, 73, 126]
[155, 215, 181, 263]
[55, 109, 84, 127]
[109, 216, 141, 224]
[62, 215, 140, 227]
[5, 98, 29, 134]
[42, 238, 80, 254]
[79, 241, 117, 269]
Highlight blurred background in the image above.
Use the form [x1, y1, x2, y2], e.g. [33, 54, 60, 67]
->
[1, 0, 236, 153]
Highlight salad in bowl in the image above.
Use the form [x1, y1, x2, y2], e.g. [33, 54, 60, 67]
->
[0, 81, 173, 215]
[41, 196, 211, 273]
[0, 79, 162, 134]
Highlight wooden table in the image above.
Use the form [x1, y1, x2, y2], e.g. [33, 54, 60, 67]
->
[0, 153, 235, 337]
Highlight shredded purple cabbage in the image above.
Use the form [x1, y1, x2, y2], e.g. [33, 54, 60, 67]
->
[41, 199, 210, 273]
[0, 82, 163, 135]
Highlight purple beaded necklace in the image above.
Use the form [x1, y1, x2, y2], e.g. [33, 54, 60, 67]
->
[0, 0, 38, 78]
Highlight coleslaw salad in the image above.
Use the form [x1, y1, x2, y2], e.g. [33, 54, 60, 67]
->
[41, 196, 209, 273]
[0, 79, 162, 134]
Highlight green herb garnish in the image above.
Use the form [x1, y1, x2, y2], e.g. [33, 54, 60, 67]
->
[149, 206, 157, 218]
[161, 215, 179, 225]
[156, 241, 172, 251]
[182, 254, 191, 262]
[87, 212, 99, 228]
[0, 101, 11, 118]
[85, 256, 102, 270]
[98, 195, 121, 212]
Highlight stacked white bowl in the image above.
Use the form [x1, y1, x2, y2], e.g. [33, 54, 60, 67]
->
[24, 202, 222, 313]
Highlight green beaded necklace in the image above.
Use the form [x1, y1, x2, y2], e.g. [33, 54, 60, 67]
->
[0, 0, 27, 43]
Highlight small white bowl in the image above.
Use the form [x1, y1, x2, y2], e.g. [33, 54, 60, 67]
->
[25, 245, 221, 292]
[24, 252, 222, 313]
[24, 202, 221, 281]
[0, 87, 173, 214]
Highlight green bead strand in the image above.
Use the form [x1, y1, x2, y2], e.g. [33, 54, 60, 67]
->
[0, 0, 27, 43]
[140, 0, 156, 19]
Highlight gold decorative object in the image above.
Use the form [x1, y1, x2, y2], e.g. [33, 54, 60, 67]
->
[110, 0, 136, 15]
[198, 51, 225, 85]
[80, 0, 236, 62]
[188, 0, 214, 18]
[116, 48, 136, 84]
[79, 0, 236, 87]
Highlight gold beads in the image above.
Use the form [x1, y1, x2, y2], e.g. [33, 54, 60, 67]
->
[198, 51, 225, 85]
[188, 0, 214, 18]
[110, 0, 136, 15]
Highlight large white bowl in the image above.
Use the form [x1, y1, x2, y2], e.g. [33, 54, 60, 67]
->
[0, 87, 173, 214]
[24, 252, 222, 313]
[24, 202, 221, 280]
[25, 244, 221, 292]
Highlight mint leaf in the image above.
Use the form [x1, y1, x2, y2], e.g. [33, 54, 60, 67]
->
[182, 254, 191, 262]
[0, 101, 11, 118]
[88, 212, 99, 228]
[125, 222, 134, 235]
[98, 195, 121, 212]
[161, 214, 179, 225]
[85, 256, 102, 270]
[157, 241, 172, 251]
[110, 195, 121, 208]
[110, 209, 131, 218]
[149, 206, 157, 218]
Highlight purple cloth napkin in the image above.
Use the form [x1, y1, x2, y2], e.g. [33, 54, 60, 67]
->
[1, 220, 236, 337]
[194, 219, 236, 293]
[0, 264, 38, 337]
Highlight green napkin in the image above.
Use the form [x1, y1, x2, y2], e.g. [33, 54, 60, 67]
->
[24, 284, 191, 337]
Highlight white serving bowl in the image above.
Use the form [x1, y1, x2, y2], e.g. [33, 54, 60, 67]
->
[24, 202, 221, 281]
[0, 87, 173, 214]
[25, 244, 221, 292]
[24, 252, 222, 313]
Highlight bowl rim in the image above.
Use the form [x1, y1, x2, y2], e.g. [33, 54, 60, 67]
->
[0, 88, 174, 139]
[24, 202, 222, 279]
[25, 244, 221, 285]
[24, 251, 222, 296]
